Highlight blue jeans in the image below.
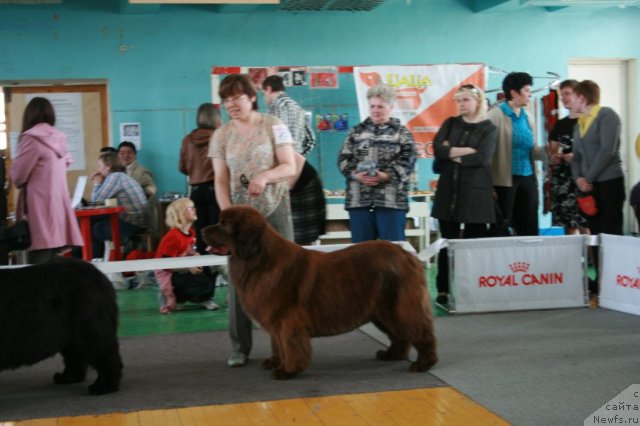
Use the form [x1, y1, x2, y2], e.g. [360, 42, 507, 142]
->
[348, 207, 407, 243]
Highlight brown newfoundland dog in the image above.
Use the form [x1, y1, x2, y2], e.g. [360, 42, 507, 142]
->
[202, 206, 437, 379]
[0, 257, 123, 394]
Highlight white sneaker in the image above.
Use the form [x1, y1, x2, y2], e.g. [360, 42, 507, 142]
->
[227, 352, 248, 367]
[200, 300, 220, 311]
[108, 272, 127, 290]
[215, 273, 229, 287]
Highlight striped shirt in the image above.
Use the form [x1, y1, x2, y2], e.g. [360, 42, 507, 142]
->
[91, 172, 149, 228]
[268, 93, 315, 155]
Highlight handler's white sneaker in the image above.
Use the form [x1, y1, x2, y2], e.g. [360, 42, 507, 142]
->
[227, 352, 248, 367]
[200, 300, 220, 311]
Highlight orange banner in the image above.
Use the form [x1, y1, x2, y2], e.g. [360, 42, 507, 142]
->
[354, 64, 485, 158]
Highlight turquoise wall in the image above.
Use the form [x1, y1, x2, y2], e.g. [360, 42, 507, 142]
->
[1, 0, 639, 213]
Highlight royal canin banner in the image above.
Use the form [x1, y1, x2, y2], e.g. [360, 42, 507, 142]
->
[599, 234, 640, 316]
[449, 235, 587, 313]
[353, 64, 485, 158]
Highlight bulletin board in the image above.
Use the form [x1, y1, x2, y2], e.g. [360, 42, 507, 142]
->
[4, 84, 109, 212]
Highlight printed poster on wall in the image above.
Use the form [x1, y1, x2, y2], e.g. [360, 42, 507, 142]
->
[26, 92, 85, 170]
[309, 67, 339, 89]
[353, 64, 485, 158]
[119, 122, 142, 151]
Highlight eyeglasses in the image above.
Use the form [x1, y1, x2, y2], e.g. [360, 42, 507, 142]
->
[222, 94, 248, 105]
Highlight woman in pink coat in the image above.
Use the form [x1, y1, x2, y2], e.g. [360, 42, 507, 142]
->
[10, 97, 83, 263]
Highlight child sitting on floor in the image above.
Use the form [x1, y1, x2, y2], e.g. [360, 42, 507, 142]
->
[154, 197, 219, 314]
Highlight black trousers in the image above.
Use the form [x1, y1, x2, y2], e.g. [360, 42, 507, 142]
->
[436, 221, 490, 294]
[588, 177, 625, 236]
[493, 174, 539, 236]
[171, 267, 216, 304]
[586, 177, 626, 295]
[190, 182, 220, 254]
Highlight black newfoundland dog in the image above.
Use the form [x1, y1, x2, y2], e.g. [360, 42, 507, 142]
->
[0, 257, 123, 395]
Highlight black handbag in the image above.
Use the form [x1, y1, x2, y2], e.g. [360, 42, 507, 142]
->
[0, 220, 31, 251]
[0, 186, 31, 251]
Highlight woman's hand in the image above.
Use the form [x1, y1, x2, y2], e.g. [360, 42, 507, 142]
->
[576, 177, 593, 193]
[561, 152, 574, 163]
[188, 266, 203, 274]
[354, 170, 389, 186]
[90, 171, 104, 184]
[248, 173, 269, 197]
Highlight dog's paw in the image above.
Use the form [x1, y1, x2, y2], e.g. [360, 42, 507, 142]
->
[271, 368, 298, 380]
[261, 357, 280, 370]
[375, 349, 405, 361]
[53, 371, 86, 384]
[88, 379, 120, 395]
[409, 359, 436, 372]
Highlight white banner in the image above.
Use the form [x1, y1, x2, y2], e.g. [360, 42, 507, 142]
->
[450, 235, 587, 313]
[599, 234, 640, 316]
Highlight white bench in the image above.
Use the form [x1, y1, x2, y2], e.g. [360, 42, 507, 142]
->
[319, 199, 431, 252]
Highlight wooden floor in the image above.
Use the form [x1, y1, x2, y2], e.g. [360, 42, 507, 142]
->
[1, 387, 508, 425]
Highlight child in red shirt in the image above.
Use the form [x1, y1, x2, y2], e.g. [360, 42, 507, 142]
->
[154, 198, 219, 313]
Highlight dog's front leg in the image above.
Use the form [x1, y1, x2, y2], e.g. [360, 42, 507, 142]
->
[262, 335, 281, 370]
[54, 348, 88, 385]
[271, 323, 311, 380]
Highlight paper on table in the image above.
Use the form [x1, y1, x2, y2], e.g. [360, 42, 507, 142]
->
[71, 176, 87, 208]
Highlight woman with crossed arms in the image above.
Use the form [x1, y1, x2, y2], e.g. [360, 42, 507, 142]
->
[431, 84, 497, 305]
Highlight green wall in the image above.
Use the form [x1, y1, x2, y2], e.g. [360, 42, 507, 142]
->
[1, 0, 639, 201]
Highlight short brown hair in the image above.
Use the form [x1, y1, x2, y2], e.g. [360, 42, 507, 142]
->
[99, 152, 126, 173]
[219, 74, 258, 110]
[574, 80, 600, 105]
[262, 75, 285, 92]
[559, 79, 578, 90]
[22, 97, 55, 133]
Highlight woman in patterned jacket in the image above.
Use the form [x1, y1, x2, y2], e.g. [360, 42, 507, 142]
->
[338, 84, 418, 242]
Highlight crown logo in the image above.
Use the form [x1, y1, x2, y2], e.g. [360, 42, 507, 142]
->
[509, 262, 530, 273]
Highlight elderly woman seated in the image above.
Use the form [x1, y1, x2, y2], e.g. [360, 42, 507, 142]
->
[90, 151, 149, 258]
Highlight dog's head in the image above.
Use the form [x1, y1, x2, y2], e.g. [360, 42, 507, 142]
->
[202, 206, 268, 259]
